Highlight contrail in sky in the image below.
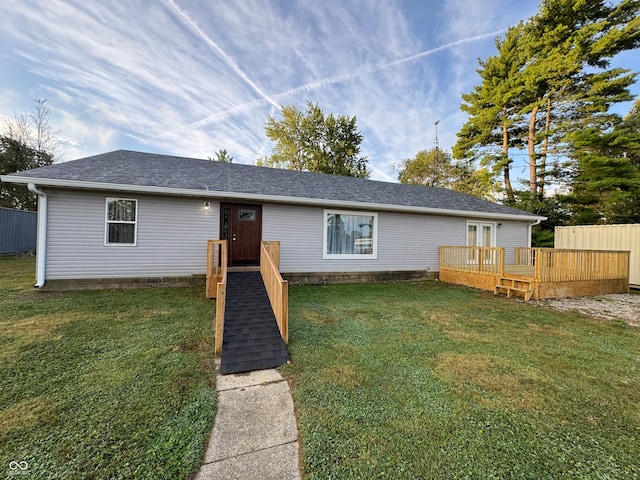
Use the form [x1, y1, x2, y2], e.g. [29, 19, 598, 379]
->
[184, 28, 506, 131]
[276, 29, 506, 98]
[165, 0, 279, 109]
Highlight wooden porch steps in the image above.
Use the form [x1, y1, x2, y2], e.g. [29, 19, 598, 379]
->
[494, 276, 535, 302]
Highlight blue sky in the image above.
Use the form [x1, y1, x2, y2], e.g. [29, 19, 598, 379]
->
[1, 0, 638, 182]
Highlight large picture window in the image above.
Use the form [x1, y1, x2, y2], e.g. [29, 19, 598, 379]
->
[323, 210, 377, 259]
[105, 198, 138, 246]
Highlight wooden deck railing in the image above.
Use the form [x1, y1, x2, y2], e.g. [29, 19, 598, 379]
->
[206, 240, 228, 356]
[206, 240, 227, 299]
[261, 241, 288, 344]
[515, 246, 536, 267]
[516, 247, 630, 282]
[439, 246, 505, 276]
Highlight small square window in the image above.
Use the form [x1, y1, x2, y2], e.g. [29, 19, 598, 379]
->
[105, 198, 138, 246]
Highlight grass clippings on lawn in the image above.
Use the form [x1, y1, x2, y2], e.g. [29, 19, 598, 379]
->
[282, 281, 640, 479]
[0, 257, 217, 480]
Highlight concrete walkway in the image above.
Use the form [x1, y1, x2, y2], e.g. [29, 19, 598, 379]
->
[195, 369, 301, 480]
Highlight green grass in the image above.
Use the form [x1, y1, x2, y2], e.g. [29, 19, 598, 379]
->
[0, 257, 217, 479]
[282, 281, 640, 479]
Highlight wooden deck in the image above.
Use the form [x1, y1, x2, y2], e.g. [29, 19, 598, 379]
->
[440, 246, 630, 301]
[504, 265, 535, 277]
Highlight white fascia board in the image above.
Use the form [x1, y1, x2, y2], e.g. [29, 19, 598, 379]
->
[1, 175, 547, 222]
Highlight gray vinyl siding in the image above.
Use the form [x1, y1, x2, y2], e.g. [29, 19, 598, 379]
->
[45, 189, 219, 279]
[496, 220, 529, 263]
[262, 204, 531, 273]
[44, 190, 531, 280]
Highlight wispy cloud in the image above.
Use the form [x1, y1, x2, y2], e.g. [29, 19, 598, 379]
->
[164, 0, 279, 108]
[0, 0, 577, 182]
[184, 28, 506, 132]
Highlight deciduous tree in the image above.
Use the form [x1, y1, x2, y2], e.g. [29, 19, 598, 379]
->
[397, 148, 497, 199]
[1, 99, 58, 210]
[264, 102, 369, 178]
[0, 137, 53, 209]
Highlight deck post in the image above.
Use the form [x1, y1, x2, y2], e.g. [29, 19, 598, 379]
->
[534, 248, 542, 282]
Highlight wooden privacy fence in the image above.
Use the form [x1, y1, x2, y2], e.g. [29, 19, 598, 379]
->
[515, 247, 630, 283]
[439, 246, 504, 276]
[206, 240, 228, 356]
[261, 241, 288, 344]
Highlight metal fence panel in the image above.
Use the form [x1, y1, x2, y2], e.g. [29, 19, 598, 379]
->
[555, 224, 640, 287]
[0, 207, 37, 255]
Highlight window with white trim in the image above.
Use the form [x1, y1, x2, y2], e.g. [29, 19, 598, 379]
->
[323, 210, 377, 259]
[105, 198, 138, 246]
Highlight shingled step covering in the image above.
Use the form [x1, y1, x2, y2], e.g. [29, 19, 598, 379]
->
[219, 272, 290, 375]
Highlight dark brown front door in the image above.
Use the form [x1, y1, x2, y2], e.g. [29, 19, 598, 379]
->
[220, 203, 262, 266]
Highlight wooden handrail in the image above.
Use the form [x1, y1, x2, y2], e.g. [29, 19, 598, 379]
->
[262, 240, 280, 270]
[214, 268, 227, 356]
[260, 241, 288, 344]
[206, 240, 227, 299]
[206, 240, 227, 356]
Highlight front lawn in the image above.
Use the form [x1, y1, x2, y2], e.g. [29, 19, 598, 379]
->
[0, 257, 217, 479]
[282, 281, 640, 479]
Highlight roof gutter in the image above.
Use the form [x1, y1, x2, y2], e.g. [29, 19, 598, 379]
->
[27, 183, 47, 288]
[3, 176, 547, 223]
[527, 218, 543, 248]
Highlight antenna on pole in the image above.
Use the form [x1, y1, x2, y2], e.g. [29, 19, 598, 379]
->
[434, 120, 440, 151]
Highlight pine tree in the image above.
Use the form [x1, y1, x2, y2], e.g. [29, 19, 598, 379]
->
[453, 23, 528, 203]
[565, 117, 640, 224]
[454, 0, 640, 212]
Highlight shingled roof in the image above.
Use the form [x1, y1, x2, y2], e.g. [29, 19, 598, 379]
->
[2, 150, 543, 221]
